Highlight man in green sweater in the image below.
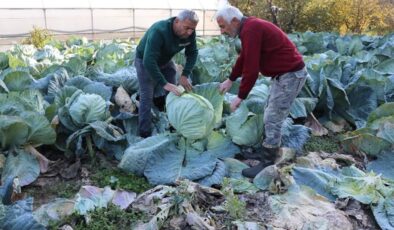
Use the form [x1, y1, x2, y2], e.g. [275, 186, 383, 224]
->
[135, 10, 199, 138]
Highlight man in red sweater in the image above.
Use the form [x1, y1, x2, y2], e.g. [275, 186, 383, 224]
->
[216, 5, 308, 178]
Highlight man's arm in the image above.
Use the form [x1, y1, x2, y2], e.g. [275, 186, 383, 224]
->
[236, 29, 262, 99]
[219, 40, 245, 95]
[219, 41, 245, 94]
[182, 33, 198, 77]
[223, 29, 262, 112]
[179, 33, 198, 91]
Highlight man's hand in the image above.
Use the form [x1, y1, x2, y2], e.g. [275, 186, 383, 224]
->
[163, 83, 183, 96]
[230, 97, 243, 112]
[219, 79, 233, 94]
[179, 75, 192, 92]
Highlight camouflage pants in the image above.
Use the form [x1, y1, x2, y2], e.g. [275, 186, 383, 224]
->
[263, 67, 308, 148]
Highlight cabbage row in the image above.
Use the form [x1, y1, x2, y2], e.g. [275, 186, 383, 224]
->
[0, 33, 393, 229]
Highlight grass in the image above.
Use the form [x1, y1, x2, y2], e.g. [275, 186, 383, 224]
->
[303, 134, 340, 153]
[48, 203, 148, 230]
[26, 180, 81, 200]
[24, 156, 151, 209]
[91, 167, 152, 194]
[42, 163, 152, 229]
[53, 181, 81, 198]
[24, 178, 81, 210]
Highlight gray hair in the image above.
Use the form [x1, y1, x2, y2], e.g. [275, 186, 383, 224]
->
[215, 5, 243, 23]
[177, 10, 199, 23]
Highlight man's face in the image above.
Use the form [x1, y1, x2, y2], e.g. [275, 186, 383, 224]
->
[217, 16, 238, 38]
[174, 18, 197, 39]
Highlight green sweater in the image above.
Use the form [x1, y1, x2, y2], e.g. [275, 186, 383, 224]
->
[136, 17, 198, 86]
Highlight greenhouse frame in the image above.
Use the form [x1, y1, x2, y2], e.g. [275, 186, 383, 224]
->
[0, 0, 221, 49]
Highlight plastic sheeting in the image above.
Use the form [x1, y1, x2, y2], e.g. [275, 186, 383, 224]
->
[0, 0, 219, 10]
[0, 0, 221, 39]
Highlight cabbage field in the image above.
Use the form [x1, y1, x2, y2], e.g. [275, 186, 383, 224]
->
[0, 32, 394, 229]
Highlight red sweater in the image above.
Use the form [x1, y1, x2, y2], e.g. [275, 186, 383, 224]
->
[229, 17, 304, 99]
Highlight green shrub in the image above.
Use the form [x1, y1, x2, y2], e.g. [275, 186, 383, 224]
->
[48, 204, 147, 230]
[22, 26, 53, 49]
[221, 178, 246, 220]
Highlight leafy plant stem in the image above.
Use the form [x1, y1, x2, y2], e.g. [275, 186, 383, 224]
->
[86, 135, 95, 161]
[25, 144, 53, 173]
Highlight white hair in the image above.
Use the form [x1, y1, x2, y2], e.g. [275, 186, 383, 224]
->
[215, 5, 243, 23]
[177, 10, 199, 23]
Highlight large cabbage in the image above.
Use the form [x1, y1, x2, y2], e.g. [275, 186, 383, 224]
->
[68, 94, 107, 126]
[226, 103, 264, 146]
[0, 91, 56, 150]
[166, 91, 215, 140]
[56, 89, 109, 131]
[193, 82, 224, 126]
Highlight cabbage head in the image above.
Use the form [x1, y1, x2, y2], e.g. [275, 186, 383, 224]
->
[0, 91, 56, 150]
[226, 103, 264, 146]
[68, 93, 107, 127]
[166, 92, 215, 140]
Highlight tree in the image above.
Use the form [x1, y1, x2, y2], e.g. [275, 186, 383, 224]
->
[266, 0, 280, 27]
[296, 0, 393, 34]
[228, 0, 309, 32]
[227, 0, 269, 19]
[274, 0, 310, 32]
[374, 0, 394, 34]
[297, 0, 341, 32]
[335, 0, 390, 34]
[229, 0, 394, 34]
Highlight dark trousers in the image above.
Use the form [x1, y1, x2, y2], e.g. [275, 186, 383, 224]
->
[134, 58, 176, 137]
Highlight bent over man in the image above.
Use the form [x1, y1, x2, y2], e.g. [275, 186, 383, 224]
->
[135, 10, 198, 138]
[216, 6, 308, 178]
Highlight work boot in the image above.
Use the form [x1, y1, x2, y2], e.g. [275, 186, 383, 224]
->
[240, 148, 261, 160]
[242, 146, 279, 178]
[139, 130, 152, 138]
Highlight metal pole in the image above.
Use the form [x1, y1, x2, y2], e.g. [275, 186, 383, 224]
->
[43, 8, 47, 29]
[203, 10, 205, 36]
[90, 8, 94, 40]
[133, 8, 136, 39]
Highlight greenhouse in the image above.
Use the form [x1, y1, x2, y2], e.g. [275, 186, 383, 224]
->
[0, 0, 221, 50]
[1, 0, 394, 229]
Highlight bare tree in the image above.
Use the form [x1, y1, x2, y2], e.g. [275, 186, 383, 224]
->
[266, 0, 280, 27]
